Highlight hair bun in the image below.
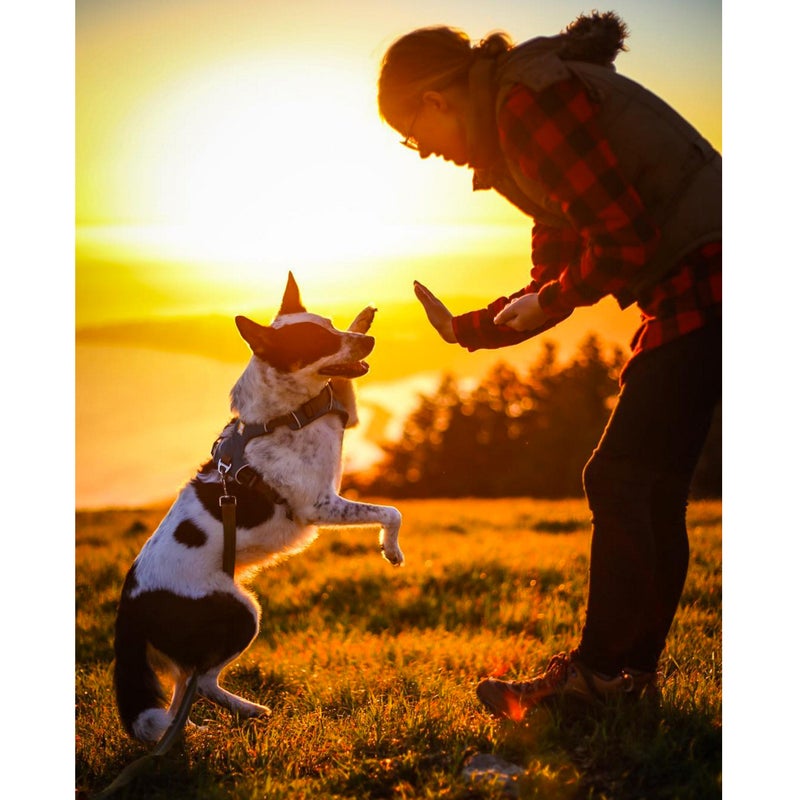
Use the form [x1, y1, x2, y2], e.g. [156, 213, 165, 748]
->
[560, 11, 629, 67]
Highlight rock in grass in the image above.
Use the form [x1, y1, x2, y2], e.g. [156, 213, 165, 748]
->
[462, 753, 524, 796]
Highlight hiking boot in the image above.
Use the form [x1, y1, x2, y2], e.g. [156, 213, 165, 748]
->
[476, 651, 657, 720]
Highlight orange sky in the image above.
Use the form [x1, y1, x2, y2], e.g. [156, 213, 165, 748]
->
[73, 0, 722, 508]
[76, 0, 722, 325]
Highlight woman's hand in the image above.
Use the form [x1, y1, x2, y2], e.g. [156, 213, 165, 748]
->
[493, 293, 548, 332]
[413, 281, 457, 343]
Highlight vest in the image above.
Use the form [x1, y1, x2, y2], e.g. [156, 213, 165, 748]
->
[469, 38, 722, 309]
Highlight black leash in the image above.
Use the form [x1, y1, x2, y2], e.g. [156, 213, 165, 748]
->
[217, 461, 238, 579]
[91, 672, 199, 799]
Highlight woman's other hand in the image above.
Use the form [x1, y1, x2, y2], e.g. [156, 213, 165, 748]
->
[493, 293, 548, 332]
[413, 281, 457, 343]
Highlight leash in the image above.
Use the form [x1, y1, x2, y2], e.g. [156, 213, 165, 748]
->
[217, 461, 238, 578]
[91, 672, 199, 799]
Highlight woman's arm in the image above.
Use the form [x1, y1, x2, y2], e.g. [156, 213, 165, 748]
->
[497, 79, 661, 318]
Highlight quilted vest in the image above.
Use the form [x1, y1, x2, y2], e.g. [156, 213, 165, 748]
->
[469, 38, 722, 309]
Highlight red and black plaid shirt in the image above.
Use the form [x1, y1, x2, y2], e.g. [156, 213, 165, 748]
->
[452, 79, 722, 374]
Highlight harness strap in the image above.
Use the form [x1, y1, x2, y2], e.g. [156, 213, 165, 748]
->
[261, 382, 349, 433]
[210, 382, 345, 577]
[212, 384, 348, 467]
[233, 465, 295, 520]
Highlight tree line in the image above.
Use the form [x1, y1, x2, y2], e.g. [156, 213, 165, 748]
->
[347, 334, 721, 499]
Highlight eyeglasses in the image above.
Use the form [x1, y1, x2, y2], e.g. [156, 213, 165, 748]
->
[400, 106, 420, 151]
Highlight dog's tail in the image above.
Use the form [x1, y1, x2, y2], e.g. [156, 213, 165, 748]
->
[113, 570, 168, 739]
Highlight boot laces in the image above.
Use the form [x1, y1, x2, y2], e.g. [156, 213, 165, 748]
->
[512, 652, 573, 696]
[539, 651, 573, 689]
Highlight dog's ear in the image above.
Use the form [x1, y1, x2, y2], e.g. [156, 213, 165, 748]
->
[278, 271, 306, 316]
[235, 316, 279, 360]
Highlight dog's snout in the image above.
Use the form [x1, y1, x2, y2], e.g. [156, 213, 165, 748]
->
[357, 335, 375, 357]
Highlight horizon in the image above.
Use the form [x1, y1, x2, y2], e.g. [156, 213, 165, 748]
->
[76, 297, 639, 509]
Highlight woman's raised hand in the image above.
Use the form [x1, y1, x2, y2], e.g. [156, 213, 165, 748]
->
[413, 281, 457, 343]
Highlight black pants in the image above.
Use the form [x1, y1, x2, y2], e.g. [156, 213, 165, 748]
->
[575, 321, 722, 675]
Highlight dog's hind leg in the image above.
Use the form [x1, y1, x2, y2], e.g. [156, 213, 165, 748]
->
[197, 667, 271, 719]
[167, 670, 203, 729]
[186, 591, 271, 720]
[124, 587, 268, 732]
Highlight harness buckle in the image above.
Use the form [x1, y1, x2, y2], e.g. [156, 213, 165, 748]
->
[217, 457, 234, 499]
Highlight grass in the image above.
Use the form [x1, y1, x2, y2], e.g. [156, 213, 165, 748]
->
[75, 498, 721, 799]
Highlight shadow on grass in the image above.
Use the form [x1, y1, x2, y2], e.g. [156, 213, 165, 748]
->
[81, 742, 227, 800]
[493, 697, 721, 800]
[78, 682, 720, 800]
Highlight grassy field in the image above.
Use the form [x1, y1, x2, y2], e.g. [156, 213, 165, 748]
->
[75, 497, 721, 799]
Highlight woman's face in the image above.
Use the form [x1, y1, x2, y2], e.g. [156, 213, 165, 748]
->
[401, 89, 470, 166]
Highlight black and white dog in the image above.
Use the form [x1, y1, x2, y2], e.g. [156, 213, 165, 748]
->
[113, 273, 403, 742]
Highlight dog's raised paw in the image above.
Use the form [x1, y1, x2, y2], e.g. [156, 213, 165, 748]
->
[381, 544, 405, 567]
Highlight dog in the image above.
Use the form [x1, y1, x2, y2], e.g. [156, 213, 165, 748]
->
[113, 272, 403, 742]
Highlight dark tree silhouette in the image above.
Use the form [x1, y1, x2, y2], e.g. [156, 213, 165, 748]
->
[348, 334, 721, 499]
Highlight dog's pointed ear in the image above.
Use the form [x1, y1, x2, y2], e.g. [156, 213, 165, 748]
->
[278, 271, 306, 316]
[235, 316, 278, 360]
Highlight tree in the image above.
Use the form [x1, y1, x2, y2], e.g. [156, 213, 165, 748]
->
[350, 333, 720, 498]
[371, 373, 460, 497]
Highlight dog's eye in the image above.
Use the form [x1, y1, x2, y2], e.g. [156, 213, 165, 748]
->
[266, 323, 342, 371]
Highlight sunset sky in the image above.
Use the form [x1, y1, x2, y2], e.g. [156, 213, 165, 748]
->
[76, 0, 722, 323]
[70, 0, 723, 508]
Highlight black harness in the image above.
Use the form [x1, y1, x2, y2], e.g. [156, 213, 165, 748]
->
[210, 383, 349, 577]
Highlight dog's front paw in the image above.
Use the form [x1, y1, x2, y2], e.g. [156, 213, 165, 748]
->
[348, 306, 376, 334]
[380, 542, 405, 567]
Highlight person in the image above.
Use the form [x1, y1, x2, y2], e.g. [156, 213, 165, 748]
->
[377, 11, 721, 718]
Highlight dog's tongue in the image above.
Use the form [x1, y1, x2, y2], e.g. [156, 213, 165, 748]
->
[320, 361, 369, 378]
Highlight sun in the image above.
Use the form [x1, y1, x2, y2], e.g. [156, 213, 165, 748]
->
[77, 41, 530, 318]
[79, 53, 434, 285]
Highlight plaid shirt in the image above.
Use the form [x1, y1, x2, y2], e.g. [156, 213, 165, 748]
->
[452, 80, 722, 373]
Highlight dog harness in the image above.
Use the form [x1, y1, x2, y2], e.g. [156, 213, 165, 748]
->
[210, 382, 350, 576]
